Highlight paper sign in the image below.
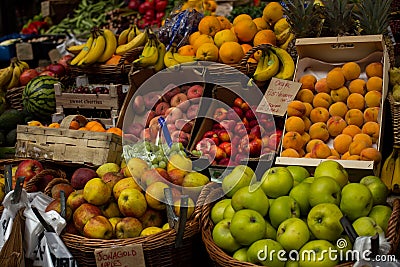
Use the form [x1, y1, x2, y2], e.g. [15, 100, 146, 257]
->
[16, 43, 34, 61]
[256, 77, 302, 116]
[41, 1, 51, 17]
[94, 244, 145, 267]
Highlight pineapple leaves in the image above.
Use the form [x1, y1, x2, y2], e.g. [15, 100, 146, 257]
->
[353, 0, 392, 35]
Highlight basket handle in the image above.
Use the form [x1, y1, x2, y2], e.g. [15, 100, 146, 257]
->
[239, 43, 272, 66]
[59, 115, 88, 129]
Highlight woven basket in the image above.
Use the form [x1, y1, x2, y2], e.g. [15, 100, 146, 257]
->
[61, 181, 214, 267]
[5, 86, 24, 111]
[387, 91, 400, 146]
[201, 182, 400, 267]
[24, 169, 67, 193]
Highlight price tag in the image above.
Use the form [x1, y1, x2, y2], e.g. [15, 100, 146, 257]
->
[16, 43, 34, 61]
[41, 1, 51, 17]
[48, 49, 61, 63]
[256, 77, 302, 116]
[94, 244, 145, 267]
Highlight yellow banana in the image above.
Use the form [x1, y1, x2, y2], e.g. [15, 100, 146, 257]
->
[67, 43, 86, 54]
[17, 60, 29, 71]
[132, 38, 159, 68]
[154, 41, 166, 72]
[270, 46, 295, 80]
[279, 33, 295, 51]
[253, 50, 280, 82]
[276, 28, 291, 45]
[0, 65, 14, 88]
[127, 25, 141, 42]
[78, 33, 106, 66]
[392, 150, 400, 193]
[252, 50, 268, 78]
[97, 29, 117, 63]
[116, 31, 148, 56]
[7, 63, 22, 89]
[380, 148, 396, 190]
[118, 27, 132, 46]
[70, 35, 94, 65]
[163, 49, 179, 68]
[173, 51, 197, 64]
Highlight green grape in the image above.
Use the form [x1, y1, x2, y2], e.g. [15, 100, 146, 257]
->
[178, 150, 187, 157]
[151, 164, 159, 169]
[144, 141, 152, 151]
[158, 160, 167, 169]
[156, 154, 164, 162]
[170, 142, 181, 152]
[151, 157, 159, 164]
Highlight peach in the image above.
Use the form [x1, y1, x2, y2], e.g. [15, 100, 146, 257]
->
[281, 148, 300, 158]
[327, 155, 340, 160]
[353, 133, 373, 147]
[363, 107, 380, 122]
[282, 131, 304, 151]
[348, 79, 366, 95]
[347, 93, 365, 110]
[327, 116, 347, 137]
[287, 100, 307, 117]
[310, 142, 332, 159]
[310, 107, 330, 123]
[349, 140, 370, 155]
[345, 109, 364, 127]
[301, 132, 311, 145]
[342, 62, 361, 81]
[304, 102, 313, 117]
[315, 78, 330, 93]
[326, 68, 345, 90]
[298, 148, 306, 157]
[312, 93, 333, 109]
[366, 77, 383, 92]
[342, 125, 362, 138]
[296, 89, 314, 103]
[347, 155, 361, 160]
[309, 122, 330, 142]
[341, 151, 351, 160]
[329, 102, 348, 118]
[331, 149, 340, 158]
[362, 121, 380, 143]
[304, 152, 312, 158]
[333, 134, 353, 155]
[360, 147, 382, 163]
[285, 116, 306, 134]
[330, 86, 350, 103]
[299, 74, 317, 91]
[303, 117, 312, 131]
[365, 62, 383, 78]
[306, 139, 324, 153]
[364, 90, 382, 108]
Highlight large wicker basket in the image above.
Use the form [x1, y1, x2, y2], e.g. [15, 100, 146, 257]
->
[200, 182, 400, 267]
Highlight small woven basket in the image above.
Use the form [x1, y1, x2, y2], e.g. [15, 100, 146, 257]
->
[5, 86, 24, 111]
[387, 91, 400, 146]
[24, 169, 67, 193]
[201, 182, 400, 267]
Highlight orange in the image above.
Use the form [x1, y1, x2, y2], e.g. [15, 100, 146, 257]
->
[241, 44, 253, 56]
[233, 19, 258, 43]
[69, 120, 80, 130]
[214, 29, 238, 48]
[253, 17, 270, 31]
[178, 45, 195, 56]
[196, 43, 219, 61]
[262, 2, 283, 25]
[105, 55, 123, 65]
[232, 14, 253, 26]
[106, 127, 123, 136]
[253, 29, 276, 46]
[189, 31, 201, 46]
[219, 41, 245, 64]
[217, 16, 232, 29]
[198, 16, 222, 37]
[48, 122, 60, 128]
[192, 34, 214, 53]
[85, 121, 103, 130]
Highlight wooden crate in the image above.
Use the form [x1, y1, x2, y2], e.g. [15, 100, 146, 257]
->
[15, 115, 122, 166]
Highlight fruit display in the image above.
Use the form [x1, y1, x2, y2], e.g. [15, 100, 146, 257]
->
[380, 147, 400, 194]
[390, 66, 400, 101]
[208, 161, 394, 266]
[69, 85, 109, 94]
[280, 61, 384, 163]
[126, 0, 169, 29]
[0, 58, 30, 91]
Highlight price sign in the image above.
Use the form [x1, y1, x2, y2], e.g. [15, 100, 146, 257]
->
[94, 244, 145, 267]
[16, 43, 34, 61]
[256, 77, 302, 116]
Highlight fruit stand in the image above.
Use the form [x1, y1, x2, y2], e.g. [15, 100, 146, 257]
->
[0, 0, 400, 267]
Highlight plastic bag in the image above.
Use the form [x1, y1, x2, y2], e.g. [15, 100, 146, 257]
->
[42, 232, 77, 267]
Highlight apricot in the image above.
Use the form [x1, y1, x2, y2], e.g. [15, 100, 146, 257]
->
[353, 133, 373, 147]
[366, 77, 383, 92]
[285, 116, 306, 134]
[296, 89, 314, 103]
[341, 151, 351, 160]
[303, 117, 312, 131]
[306, 139, 324, 153]
[348, 79, 366, 95]
[281, 148, 300, 158]
[364, 90, 382, 108]
[347, 93, 365, 110]
[327, 155, 340, 160]
[312, 93, 333, 109]
[297, 148, 306, 157]
[362, 121, 380, 143]
[365, 62, 383, 78]
[287, 100, 307, 117]
[299, 74, 317, 91]
[347, 155, 361, 160]
[333, 134, 353, 155]
[363, 107, 380, 122]
[310, 142, 332, 159]
[301, 132, 311, 146]
[327, 116, 347, 137]
[331, 149, 340, 158]
[282, 131, 304, 151]
[304, 153, 312, 158]
[342, 62, 361, 81]
[315, 78, 330, 93]
[329, 102, 348, 118]
[330, 86, 350, 103]
[309, 122, 330, 142]
[349, 140, 370, 155]
[345, 109, 364, 127]
[360, 147, 382, 163]
[310, 107, 330, 123]
[326, 69, 345, 90]
[342, 125, 362, 138]
[304, 103, 313, 117]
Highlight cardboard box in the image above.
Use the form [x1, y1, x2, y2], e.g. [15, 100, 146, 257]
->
[275, 35, 390, 180]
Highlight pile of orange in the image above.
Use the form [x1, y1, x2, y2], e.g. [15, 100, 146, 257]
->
[46, 120, 122, 136]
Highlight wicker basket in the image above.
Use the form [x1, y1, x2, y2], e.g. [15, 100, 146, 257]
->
[200, 182, 400, 267]
[387, 91, 400, 146]
[5, 86, 24, 111]
[24, 168, 67, 193]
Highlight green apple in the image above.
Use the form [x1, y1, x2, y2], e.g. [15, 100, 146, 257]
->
[308, 177, 341, 207]
[230, 209, 266, 245]
[340, 183, 373, 221]
[277, 218, 310, 251]
[211, 199, 231, 224]
[223, 204, 235, 219]
[289, 182, 311, 216]
[368, 205, 392, 233]
[287, 166, 310, 186]
[298, 240, 338, 267]
[313, 160, 348, 188]
[307, 203, 344, 242]
[261, 167, 294, 198]
[360, 176, 389, 205]
[285, 260, 299, 267]
[302, 177, 314, 184]
[269, 196, 300, 228]
[269, 198, 275, 207]
[232, 247, 248, 262]
[247, 239, 285, 267]
[334, 235, 352, 258]
[212, 218, 242, 253]
[231, 185, 269, 216]
[352, 216, 383, 237]
[222, 165, 255, 197]
[265, 219, 277, 240]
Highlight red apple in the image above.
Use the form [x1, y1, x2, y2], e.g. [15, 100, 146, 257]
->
[203, 131, 219, 146]
[241, 102, 250, 112]
[165, 107, 183, 122]
[249, 137, 262, 157]
[143, 92, 162, 109]
[268, 132, 282, 150]
[140, 128, 151, 140]
[180, 85, 191, 94]
[233, 97, 244, 108]
[39, 71, 55, 77]
[186, 104, 199, 120]
[58, 54, 73, 69]
[162, 83, 181, 102]
[170, 93, 188, 107]
[155, 102, 170, 116]
[249, 125, 261, 139]
[245, 109, 256, 121]
[213, 108, 228, 121]
[187, 85, 204, 99]
[212, 123, 223, 130]
[125, 122, 144, 137]
[133, 95, 146, 115]
[19, 69, 39, 86]
[181, 120, 194, 133]
[143, 110, 156, 127]
[215, 146, 227, 160]
[248, 119, 258, 129]
[15, 160, 43, 185]
[218, 158, 230, 166]
[234, 122, 247, 137]
[219, 142, 232, 156]
[71, 168, 97, 189]
[219, 120, 236, 131]
[46, 63, 66, 77]
[217, 130, 230, 142]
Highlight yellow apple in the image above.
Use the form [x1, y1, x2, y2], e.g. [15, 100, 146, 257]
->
[140, 226, 163, 236]
[126, 157, 149, 179]
[174, 197, 195, 219]
[83, 178, 112, 206]
[115, 217, 143, 238]
[101, 201, 122, 218]
[96, 163, 120, 178]
[167, 154, 192, 172]
[145, 182, 169, 210]
[113, 177, 142, 200]
[118, 188, 147, 217]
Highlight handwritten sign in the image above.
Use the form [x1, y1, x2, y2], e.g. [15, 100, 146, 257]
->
[94, 244, 145, 267]
[256, 77, 302, 116]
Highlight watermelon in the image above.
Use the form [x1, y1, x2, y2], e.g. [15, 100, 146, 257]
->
[22, 75, 60, 119]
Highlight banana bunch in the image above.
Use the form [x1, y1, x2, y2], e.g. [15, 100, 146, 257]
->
[115, 26, 148, 56]
[252, 45, 295, 82]
[380, 147, 400, 194]
[164, 43, 197, 68]
[0, 58, 29, 91]
[69, 27, 117, 66]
